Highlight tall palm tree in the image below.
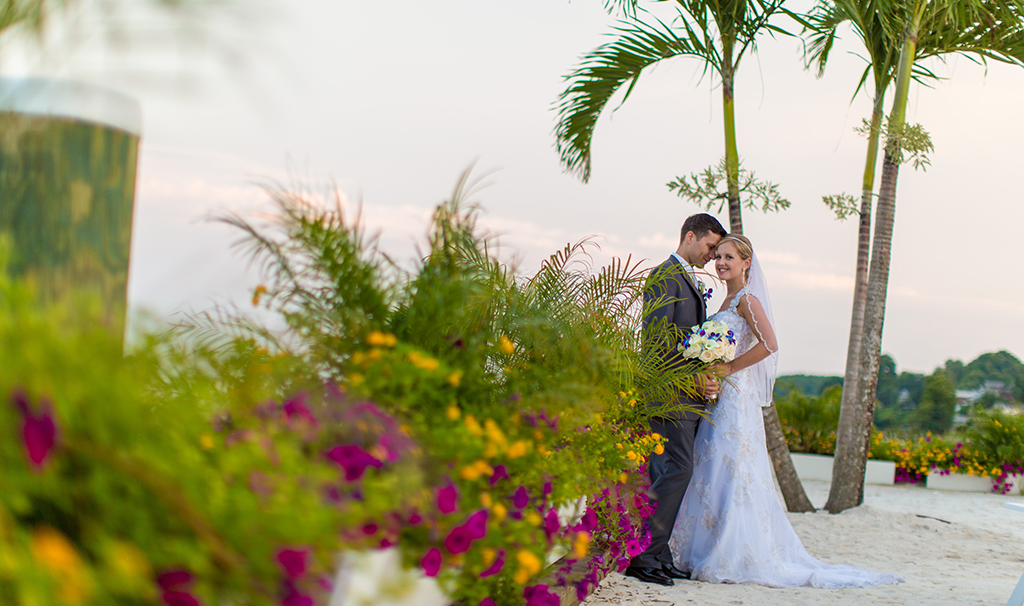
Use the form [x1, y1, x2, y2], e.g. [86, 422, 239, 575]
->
[554, 0, 817, 513]
[809, 0, 1024, 513]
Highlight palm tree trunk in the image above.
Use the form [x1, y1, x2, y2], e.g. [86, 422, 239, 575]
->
[720, 46, 812, 512]
[824, 95, 883, 511]
[763, 404, 815, 511]
[721, 52, 743, 234]
[827, 15, 918, 512]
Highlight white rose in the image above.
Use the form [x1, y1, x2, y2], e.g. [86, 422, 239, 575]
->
[699, 348, 716, 363]
[684, 343, 701, 359]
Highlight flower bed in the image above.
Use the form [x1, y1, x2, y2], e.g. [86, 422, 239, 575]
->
[0, 186, 705, 606]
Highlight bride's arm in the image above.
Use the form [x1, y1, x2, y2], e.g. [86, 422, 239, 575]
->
[714, 293, 778, 375]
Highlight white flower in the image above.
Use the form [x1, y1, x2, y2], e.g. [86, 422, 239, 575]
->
[698, 348, 716, 363]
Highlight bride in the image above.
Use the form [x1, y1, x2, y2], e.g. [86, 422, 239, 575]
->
[668, 234, 902, 588]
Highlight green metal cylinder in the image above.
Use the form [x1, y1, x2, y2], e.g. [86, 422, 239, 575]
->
[0, 78, 141, 335]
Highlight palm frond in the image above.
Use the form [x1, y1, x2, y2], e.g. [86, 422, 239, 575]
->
[554, 15, 714, 182]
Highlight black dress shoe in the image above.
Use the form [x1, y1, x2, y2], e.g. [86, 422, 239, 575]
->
[661, 563, 690, 580]
[623, 565, 674, 586]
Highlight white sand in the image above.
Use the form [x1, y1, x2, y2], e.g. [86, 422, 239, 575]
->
[588, 480, 1024, 605]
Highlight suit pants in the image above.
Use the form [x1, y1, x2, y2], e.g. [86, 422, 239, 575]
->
[630, 415, 700, 569]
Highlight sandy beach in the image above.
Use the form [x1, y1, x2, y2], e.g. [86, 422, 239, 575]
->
[588, 480, 1024, 606]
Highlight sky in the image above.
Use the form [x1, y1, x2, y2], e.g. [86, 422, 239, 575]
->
[7, 0, 1024, 375]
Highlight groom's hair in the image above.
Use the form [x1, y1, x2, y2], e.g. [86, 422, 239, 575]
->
[680, 213, 726, 243]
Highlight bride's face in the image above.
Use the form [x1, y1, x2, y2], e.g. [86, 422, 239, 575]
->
[714, 241, 750, 281]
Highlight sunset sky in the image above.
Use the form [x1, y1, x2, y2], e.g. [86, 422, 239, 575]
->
[9, 0, 1023, 375]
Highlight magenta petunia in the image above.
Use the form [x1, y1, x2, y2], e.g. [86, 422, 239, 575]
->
[11, 391, 58, 470]
[324, 444, 383, 481]
[282, 392, 318, 427]
[407, 510, 423, 525]
[275, 548, 309, 579]
[512, 485, 529, 510]
[625, 538, 643, 558]
[479, 551, 505, 578]
[362, 523, 379, 536]
[157, 570, 195, 590]
[542, 481, 552, 497]
[541, 508, 560, 541]
[444, 525, 473, 555]
[479, 599, 497, 606]
[523, 584, 559, 606]
[161, 590, 201, 606]
[577, 505, 598, 532]
[422, 547, 443, 577]
[489, 465, 510, 486]
[280, 580, 314, 606]
[464, 509, 489, 540]
[437, 483, 459, 514]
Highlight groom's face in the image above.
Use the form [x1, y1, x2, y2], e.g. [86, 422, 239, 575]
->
[686, 232, 723, 266]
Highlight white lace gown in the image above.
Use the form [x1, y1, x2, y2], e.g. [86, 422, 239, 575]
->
[668, 291, 902, 588]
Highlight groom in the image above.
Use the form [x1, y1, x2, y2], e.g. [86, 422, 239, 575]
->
[625, 213, 725, 586]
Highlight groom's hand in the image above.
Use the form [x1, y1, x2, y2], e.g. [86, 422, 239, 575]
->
[698, 375, 718, 398]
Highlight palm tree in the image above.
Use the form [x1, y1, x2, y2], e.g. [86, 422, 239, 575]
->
[809, 0, 1024, 513]
[555, 0, 792, 233]
[554, 0, 816, 513]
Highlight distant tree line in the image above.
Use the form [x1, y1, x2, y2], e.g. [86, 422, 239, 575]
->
[775, 350, 1024, 435]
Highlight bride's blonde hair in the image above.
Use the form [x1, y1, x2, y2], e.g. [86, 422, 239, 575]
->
[718, 234, 754, 280]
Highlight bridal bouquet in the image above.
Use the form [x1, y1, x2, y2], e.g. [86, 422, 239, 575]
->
[677, 319, 738, 364]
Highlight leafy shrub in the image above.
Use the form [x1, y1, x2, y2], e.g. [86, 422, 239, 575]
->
[775, 384, 841, 455]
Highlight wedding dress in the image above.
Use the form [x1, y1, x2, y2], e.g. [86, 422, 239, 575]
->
[668, 285, 902, 588]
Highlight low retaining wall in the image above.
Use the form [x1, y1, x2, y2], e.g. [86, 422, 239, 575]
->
[789, 453, 896, 485]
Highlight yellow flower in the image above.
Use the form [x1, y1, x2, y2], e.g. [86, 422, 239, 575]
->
[626, 451, 638, 461]
[526, 511, 542, 526]
[31, 527, 90, 604]
[200, 434, 215, 450]
[537, 445, 550, 457]
[367, 331, 388, 346]
[252, 284, 268, 306]
[507, 440, 530, 458]
[499, 335, 515, 355]
[449, 371, 463, 387]
[514, 568, 531, 584]
[349, 373, 364, 386]
[351, 351, 366, 366]
[619, 472, 629, 484]
[651, 433, 661, 441]
[492, 503, 507, 522]
[573, 531, 591, 559]
[461, 460, 493, 481]
[465, 415, 483, 437]
[481, 493, 493, 508]
[447, 405, 461, 420]
[654, 444, 665, 455]
[517, 549, 542, 576]
[482, 548, 497, 567]
[367, 349, 382, 361]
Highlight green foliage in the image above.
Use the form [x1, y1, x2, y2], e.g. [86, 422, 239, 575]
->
[863, 118, 933, 170]
[962, 409, 1024, 473]
[956, 350, 1024, 390]
[776, 385, 842, 455]
[774, 374, 842, 399]
[666, 159, 791, 216]
[821, 192, 861, 221]
[912, 370, 957, 434]
[188, 172, 702, 604]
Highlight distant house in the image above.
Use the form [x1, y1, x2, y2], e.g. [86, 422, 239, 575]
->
[955, 381, 1017, 412]
[955, 388, 983, 412]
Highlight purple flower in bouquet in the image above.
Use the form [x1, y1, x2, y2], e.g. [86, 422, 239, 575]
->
[324, 445, 383, 481]
[464, 509, 489, 539]
[489, 465, 510, 486]
[512, 485, 530, 509]
[437, 483, 459, 514]
[444, 525, 474, 554]
[523, 584, 559, 606]
[280, 580, 314, 606]
[422, 548, 443, 577]
[276, 548, 309, 579]
[11, 390, 58, 470]
[479, 550, 506, 578]
[282, 393, 318, 427]
[542, 508, 560, 541]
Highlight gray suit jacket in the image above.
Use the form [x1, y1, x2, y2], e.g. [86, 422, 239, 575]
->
[642, 255, 707, 420]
